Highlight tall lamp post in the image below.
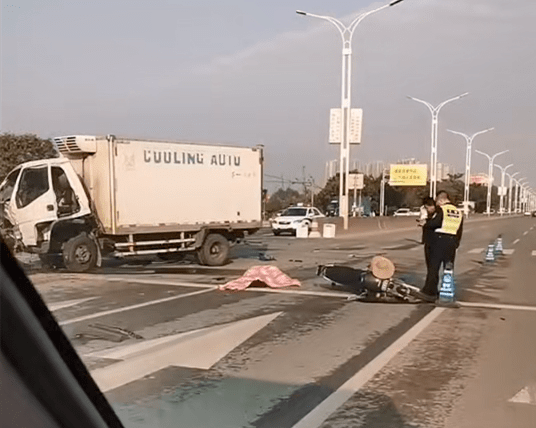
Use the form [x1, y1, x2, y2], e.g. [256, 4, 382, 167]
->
[475, 149, 508, 216]
[408, 92, 469, 198]
[520, 185, 526, 213]
[494, 163, 513, 216]
[297, 0, 405, 230]
[447, 128, 493, 215]
[506, 172, 519, 214]
[515, 178, 527, 214]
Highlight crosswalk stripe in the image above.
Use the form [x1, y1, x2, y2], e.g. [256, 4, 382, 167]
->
[468, 248, 484, 254]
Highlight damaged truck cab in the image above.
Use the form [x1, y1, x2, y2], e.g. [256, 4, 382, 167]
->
[0, 157, 99, 271]
[0, 135, 263, 272]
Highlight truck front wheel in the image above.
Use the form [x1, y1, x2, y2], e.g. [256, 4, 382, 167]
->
[62, 233, 97, 272]
[198, 233, 230, 266]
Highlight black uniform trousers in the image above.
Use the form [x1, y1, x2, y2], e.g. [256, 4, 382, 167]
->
[422, 233, 458, 297]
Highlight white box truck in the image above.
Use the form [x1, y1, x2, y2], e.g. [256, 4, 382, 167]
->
[0, 135, 263, 271]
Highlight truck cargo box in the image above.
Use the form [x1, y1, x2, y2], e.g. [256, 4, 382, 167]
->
[55, 135, 263, 235]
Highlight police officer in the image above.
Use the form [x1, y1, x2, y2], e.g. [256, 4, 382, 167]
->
[420, 191, 463, 301]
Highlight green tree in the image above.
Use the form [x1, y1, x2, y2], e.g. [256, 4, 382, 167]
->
[437, 173, 464, 205]
[316, 174, 340, 211]
[266, 187, 302, 215]
[0, 133, 58, 180]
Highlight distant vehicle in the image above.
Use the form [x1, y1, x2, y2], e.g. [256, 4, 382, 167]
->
[271, 206, 325, 235]
[524, 211, 532, 216]
[393, 208, 419, 217]
[457, 201, 476, 214]
[326, 200, 339, 217]
[532, 211, 536, 218]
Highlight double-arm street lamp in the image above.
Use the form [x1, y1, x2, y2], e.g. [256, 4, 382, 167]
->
[520, 185, 527, 213]
[474, 149, 508, 216]
[447, 128, 493, 214]
[515, 177, 527, 213]
[494, 163, 513, 216]
[297, 0, 405, 230]
[506, 171, 519, 214]
[408, 92, 469, 198]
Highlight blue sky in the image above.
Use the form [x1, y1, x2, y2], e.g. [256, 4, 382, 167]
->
[2, 0, 535, 191]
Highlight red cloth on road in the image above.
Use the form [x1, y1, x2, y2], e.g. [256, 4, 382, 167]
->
[219, 266, 301, 290]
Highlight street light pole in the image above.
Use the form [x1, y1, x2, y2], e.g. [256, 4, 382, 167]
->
[506, 172, 519, 214]
[494, 163, 513, 216]
[447, 128, 493, 215]
[515, 178, 527, 214]
[408, 92, 469, 198]
[297, 0, 404, 230]
[380, 168, 387, 216]
[474, 149, 508, 216]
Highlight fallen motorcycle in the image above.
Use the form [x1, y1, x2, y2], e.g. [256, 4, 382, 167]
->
[316, 255, 428, 303]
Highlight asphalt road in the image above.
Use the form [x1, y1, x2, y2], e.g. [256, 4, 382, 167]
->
[23, 215, 536, 428]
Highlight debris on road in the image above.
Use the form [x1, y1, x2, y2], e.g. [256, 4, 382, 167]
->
[258, 252, 276, 261]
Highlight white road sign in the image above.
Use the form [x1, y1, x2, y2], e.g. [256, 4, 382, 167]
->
[348, 173, 364, 190]
[329, 108, 363, 144]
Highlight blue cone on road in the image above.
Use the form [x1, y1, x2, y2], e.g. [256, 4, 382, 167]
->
[485, 243, 496, 263]
[494, 235, 504, 256]
[438, 262, 456, 303]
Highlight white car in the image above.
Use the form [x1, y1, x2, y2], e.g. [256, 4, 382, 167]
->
[271, 206, 325, 235]
[393, 208, 420, 217]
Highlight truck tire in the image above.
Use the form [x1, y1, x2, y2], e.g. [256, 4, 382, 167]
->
[198, 233, 230, 266]
[62, 233, 97, 272]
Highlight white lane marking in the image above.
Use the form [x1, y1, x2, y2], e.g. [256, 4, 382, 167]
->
[244, 287, 353, 299]
[59, 287, 217, 326]
[459, 302, 536, 312]
[464, 288, 500, 297]
[90, 312, 282, 392]
[292, 307, 445, 428]
[75, 276, 355, 299]
[104, 277, 211, 288]
[532, 251, 536, 257]
[513, 239, 520, 245]
[468, 248, 484, 254]
[509, 385, 536, 405]
[503, 249, 515, 255]
[48, 297, 97, 311]
[523, 231, 529, 236]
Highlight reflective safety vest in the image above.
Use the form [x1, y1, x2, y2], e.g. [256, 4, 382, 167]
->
[435, 203, 462, 235]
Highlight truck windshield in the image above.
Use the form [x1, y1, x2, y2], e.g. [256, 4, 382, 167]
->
[0, 168, 21, 203]
[16, 166, 49, 208]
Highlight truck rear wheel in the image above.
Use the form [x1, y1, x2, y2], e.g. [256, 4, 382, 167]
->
[62, 233, 97, 272]
[198, 233, 230, 266]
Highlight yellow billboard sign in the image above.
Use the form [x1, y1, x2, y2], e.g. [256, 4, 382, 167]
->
[389, 164, 428, 186]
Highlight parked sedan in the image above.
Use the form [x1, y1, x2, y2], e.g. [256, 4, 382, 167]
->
[271, 206, 325, 235]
